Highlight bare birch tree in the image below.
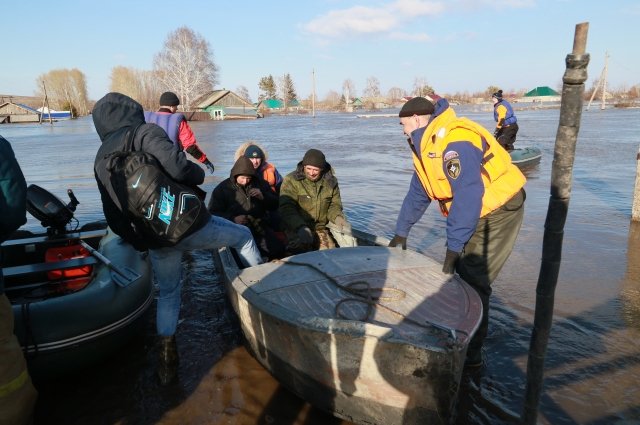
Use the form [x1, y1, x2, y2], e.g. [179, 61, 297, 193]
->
[363, 76, 381, 108]
[387, 87, 406, 102]
[236, 85, 251, 103]
[323, 90, 341, 109]
[153, 26, 218, 110]
[412, 77, 434, 97]
[342, 79, 357, 100]
[363, 76, 381, 99]
[35, 68, 89, 116]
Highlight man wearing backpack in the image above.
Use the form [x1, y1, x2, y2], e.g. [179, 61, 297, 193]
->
[92, 92, 262, 385]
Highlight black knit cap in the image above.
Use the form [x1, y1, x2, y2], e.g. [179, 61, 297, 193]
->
[159, 91, 180, 106]
[302, 148, 326, 169]
[492, 90, 503, 100]
[399, 97, 435, 117]
[244, 145, 264, 159]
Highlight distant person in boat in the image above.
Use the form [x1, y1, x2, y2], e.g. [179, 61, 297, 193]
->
[208, 156, 285, 260]
[279, 148, 351, 253]
[0, 135, 38, 425]
[92, 92, 262, 386]
[492, 89, 519, 151]
[389, 96, 527, 368]
[144, 91, 215, 174]
[235, 141, 283, 194]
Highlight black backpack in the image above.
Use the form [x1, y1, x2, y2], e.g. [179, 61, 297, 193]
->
[106, 125, 210, 247]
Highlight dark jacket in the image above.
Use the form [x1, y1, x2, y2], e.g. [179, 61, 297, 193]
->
[0, 136, 27, 293]
[208, 157, 278, 225]
[92, 92, 205, 250]
[279, 162, 344, 232]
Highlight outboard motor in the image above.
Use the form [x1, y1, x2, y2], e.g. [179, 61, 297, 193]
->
[26, 184, 80, 235]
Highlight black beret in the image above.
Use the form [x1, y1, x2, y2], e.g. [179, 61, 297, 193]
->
[399, 97, 435, 117]
[302, 148, 326, 169]
[159, 91, 180, 106]
[492, 90, 503, 100]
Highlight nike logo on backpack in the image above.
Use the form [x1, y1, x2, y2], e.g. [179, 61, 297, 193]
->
[132, 174, 142, 188]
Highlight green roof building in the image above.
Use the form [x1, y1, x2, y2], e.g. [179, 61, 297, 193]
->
[523, 86, 561, 102]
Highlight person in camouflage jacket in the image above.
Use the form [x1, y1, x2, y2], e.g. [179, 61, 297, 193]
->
[279, 148, 350, 253]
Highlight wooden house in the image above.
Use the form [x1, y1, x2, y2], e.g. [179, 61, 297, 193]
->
[0, 102, 40, 123]
[192, 90, 258, 120]
[522, 86, 561, 102]
[256, 98, 284, 112]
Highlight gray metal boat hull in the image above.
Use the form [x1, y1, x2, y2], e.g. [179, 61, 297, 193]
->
[214, 228, 482, 424]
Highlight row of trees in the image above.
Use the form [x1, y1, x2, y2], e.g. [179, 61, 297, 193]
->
[35, 68, 90, 116]
[35, 26, 219, 115]
[258, 74, 297, 105]
[33, 24, 639, 116]
[110, 26, 218, 111]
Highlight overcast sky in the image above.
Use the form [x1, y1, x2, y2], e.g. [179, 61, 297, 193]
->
[2, 0, 638, 102]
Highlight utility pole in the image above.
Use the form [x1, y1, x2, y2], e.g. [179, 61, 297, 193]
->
[587, 51, 609, 111]
[283, 73, 287, 112]
[311, 69, 316, 119]
[40, 80, 53, 125]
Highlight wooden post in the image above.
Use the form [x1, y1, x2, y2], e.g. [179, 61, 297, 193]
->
[521, 22, 590, 425]
[633, 145, 640, 221]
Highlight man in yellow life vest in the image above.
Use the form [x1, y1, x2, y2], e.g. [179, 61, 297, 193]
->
[389, 96, 526, 368]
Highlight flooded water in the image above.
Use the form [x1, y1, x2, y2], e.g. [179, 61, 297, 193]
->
[2, 104, 640, 424]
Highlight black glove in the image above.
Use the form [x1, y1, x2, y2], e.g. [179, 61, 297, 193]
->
[442, 249, 460, 274]
[493, 128, 500, 138]
[204, 159, 215, 174]
[297, 226, 314, 245]
[388, 235, 407, 250]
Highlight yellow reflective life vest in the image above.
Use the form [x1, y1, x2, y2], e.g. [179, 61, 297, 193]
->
[411, 108, 526, 217]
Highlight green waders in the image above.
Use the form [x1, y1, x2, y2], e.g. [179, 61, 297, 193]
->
[456, 189, 526, 363]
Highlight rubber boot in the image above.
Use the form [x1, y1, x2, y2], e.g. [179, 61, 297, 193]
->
[157, 335, 178, 385]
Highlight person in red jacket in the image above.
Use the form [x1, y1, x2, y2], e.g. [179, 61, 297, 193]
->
[144, 91, 215, 174]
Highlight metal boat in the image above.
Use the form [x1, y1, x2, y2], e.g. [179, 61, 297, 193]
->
[213, 224, 482, 424]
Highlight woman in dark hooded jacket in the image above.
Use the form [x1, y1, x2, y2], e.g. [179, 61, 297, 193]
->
[208, 157, 285, 260]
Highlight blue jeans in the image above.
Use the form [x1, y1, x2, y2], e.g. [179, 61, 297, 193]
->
[149, 215, 262, 336]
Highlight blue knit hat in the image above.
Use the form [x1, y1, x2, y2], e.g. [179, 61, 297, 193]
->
[244, 145, 264, 159]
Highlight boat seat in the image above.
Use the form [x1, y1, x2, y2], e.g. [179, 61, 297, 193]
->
[2, 257, 99, 278]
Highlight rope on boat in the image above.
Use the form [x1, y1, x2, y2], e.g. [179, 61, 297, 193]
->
[274, 258, 467, 347]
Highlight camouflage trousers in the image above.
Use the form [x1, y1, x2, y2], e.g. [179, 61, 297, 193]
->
[286, 228, 336, 254]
